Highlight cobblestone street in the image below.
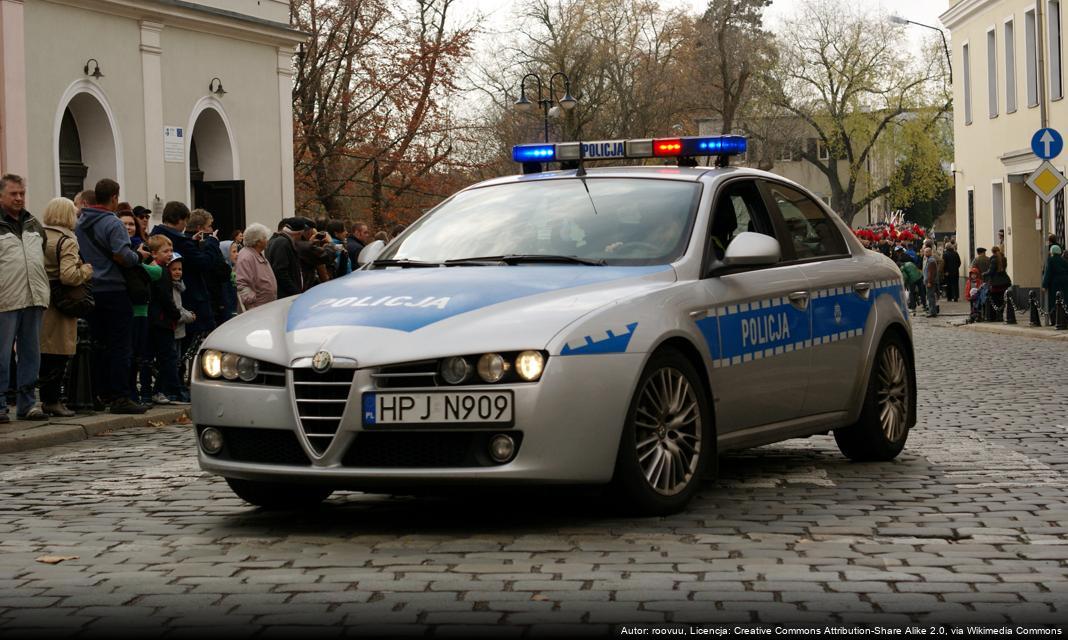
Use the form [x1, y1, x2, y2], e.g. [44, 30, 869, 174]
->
[1, 320, 1067, 636]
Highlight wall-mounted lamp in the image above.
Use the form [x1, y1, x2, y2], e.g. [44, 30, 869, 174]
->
[83, 59, 104, 79]
[209, 77, 227, 97]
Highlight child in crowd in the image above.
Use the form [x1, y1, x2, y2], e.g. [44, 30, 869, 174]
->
[169, 254, 196, 402]
[965, 266, 986, 323]
[146, 237, 190, 404]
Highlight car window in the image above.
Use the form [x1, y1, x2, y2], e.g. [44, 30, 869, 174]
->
[708, 180, 776, 261]
[378, 178, 702, 266]
[764, 183, 848, 260]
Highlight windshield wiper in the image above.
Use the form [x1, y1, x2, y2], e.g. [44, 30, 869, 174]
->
[444, 254, 606, 266]
[370, 258, 440, 268]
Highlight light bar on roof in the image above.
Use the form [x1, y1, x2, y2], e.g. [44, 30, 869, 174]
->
[512, 144, 556, 162]
[512, 135, 746, 164]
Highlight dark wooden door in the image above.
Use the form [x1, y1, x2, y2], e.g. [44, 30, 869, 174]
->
[193, 180, 245, 242]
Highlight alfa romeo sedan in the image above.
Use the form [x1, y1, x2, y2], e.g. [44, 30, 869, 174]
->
[191, 136, 915, 515]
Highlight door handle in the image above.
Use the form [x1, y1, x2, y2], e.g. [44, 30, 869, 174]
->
[854, 282, 872, 300]
[788, 291, 810, 311]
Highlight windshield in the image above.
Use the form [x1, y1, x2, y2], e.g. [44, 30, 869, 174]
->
[378, 178, 702, 266]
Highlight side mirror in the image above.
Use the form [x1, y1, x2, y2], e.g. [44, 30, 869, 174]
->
[357, 240, 385, 266]
[721, 232, 781, 268]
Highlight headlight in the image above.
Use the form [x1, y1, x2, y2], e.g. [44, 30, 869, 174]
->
[440, 356, 471, 384]
[220, 353, 240, 380]
[515, 351, 545, 381]
[202, 350, 223, 379]
[477, 353, 508, 383]
[236, 356, 258, 382]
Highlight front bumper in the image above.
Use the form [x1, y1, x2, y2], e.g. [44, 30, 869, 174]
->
[191, 353, 644, 487]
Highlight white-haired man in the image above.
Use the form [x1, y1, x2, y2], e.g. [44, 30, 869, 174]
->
[0, 174, 50, 421]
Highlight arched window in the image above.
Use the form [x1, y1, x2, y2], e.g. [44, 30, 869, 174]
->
[58, 108, 87, 200]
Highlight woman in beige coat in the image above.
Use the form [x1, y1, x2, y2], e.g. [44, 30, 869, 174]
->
[40, 197, 93, 417]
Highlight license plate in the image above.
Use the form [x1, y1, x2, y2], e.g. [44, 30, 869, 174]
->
[362, 391, 514, 426]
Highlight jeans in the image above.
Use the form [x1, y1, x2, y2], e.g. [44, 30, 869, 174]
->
[0, 307, 43, 416]
[926, 285, 938, 316]
[149, 326, 180, 397]
[88, 291, 133, 402]
[130, 316, 150, 402]
[39, 353, 71, 404]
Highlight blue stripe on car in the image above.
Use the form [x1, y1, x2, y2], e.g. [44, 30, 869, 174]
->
[286, 265, 670, 333]
[696, 280, 904, 368]
[560, 322, 639, 355]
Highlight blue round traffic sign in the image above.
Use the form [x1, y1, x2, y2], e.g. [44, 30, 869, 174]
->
[1032, 128, 1064, 160]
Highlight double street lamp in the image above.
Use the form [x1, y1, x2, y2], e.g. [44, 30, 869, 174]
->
[889, 14, 953, 84]
[514, 72, 578, 143]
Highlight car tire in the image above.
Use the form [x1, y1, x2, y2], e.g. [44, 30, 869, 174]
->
[225, 478, 334, 509]
[834, 332, 914, 462]
[609, 348, 713, 516]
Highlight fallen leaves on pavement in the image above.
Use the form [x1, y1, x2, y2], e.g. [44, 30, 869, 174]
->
[35, 555, 78, 565]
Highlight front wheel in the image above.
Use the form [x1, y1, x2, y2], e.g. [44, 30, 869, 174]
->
[609, 349, 713, 516]
[225, 478, 333, 509]
[834, 332, 914, 461]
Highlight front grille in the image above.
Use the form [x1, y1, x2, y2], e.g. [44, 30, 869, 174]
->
[372, 360, 439, 389]
[293, 368, 354, 455]
[341, 430, 523, 468]
[204, 426, 309, 465]
[253, 362, 286, 387]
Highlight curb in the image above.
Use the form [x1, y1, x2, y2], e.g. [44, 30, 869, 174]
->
[0, 407, 189, 454]
[937, 318, 1068, 342]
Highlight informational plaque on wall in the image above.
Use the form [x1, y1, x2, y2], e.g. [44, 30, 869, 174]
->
[164, 126, 185, 163]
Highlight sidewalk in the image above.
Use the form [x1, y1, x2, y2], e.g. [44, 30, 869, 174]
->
[0, 406, 190, 454]
[920, 298, 1068, 342]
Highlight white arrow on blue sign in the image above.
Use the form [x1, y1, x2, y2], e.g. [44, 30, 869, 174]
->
[1032, 128, 1064, 160]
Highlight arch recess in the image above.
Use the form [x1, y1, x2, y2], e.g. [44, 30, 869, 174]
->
[185, 96, 240, 205]
[52, 80, 124, 198]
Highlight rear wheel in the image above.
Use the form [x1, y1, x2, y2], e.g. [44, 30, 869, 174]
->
[609, 349, 713, 516]
[834, 332, 913, 461]
[225, 478, 333, 509]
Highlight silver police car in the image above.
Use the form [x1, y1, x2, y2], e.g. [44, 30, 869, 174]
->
[192, 135, 915, 515]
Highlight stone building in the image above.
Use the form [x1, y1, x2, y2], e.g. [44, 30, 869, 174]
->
[0, 0, 303, 238]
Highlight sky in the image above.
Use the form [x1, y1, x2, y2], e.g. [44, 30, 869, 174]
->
[455, 0, 950, 45]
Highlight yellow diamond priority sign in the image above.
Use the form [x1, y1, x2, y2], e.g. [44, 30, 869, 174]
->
[1026, 161, 1068, 203]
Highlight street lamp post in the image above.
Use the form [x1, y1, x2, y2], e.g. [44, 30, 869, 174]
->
[889, 15, 952, 84]
[514, 72, 578, 143]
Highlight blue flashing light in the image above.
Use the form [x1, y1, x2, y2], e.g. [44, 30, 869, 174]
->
[513, 144, 556, 162]
[683, 135, 747, 156]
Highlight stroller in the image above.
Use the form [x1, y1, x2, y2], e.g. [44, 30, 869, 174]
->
[968, 283, 989, 323]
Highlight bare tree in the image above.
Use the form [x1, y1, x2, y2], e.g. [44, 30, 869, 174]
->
[689, 0, 773, 134]
[761, 0, 950, 225]
[291, 0, 476, 227]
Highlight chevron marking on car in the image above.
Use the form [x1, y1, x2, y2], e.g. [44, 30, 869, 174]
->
[560, 323, 640, 356]
[696, 279, 904, 368]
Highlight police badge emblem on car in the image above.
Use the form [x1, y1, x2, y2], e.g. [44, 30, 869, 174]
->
[311, 350, 334, 373]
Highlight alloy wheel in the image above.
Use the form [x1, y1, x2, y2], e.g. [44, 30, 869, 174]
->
[633, 367, 702, 496]
[875, 344, 909, 443]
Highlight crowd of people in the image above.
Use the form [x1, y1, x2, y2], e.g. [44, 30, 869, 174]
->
[0, 173, 399, 422]
[855, 222, 1065, 323]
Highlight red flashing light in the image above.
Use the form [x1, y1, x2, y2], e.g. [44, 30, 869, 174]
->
[653, 138, 682, 156]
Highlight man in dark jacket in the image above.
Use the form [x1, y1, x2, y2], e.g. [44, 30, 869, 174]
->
[150, 203, 216, 333]
[295, 219, 335, 291]
[942, 242, 962, 301]
[187, 209, 231, 327]
[347, 221, 372, 270]
[266, 218, 305, 298]
[75, 179, 148, 414]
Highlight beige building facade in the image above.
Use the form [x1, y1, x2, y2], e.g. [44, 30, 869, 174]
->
[942, 0, 1068, 288]
[0, 0, 303, 238]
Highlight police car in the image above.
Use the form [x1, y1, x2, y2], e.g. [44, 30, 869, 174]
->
[192, 135, 915, 515]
